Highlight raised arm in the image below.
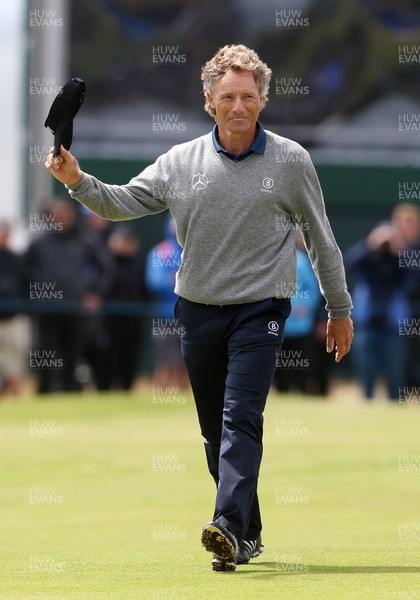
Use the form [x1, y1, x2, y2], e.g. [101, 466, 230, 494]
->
[45, 145, 168, 221]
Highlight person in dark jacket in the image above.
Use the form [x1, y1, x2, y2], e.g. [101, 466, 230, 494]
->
[25, 198, 113, 394]
[392, 203, 420, 392]
[346, 222, 408, 400]
[96, 227, 149, 390]
[0, 222, 28, 395]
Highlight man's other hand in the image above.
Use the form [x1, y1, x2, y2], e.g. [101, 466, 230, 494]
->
[326, 317, 354, 363]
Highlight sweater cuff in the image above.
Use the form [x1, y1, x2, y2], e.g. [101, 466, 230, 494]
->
[328, 308, 352, 320]
[65, 173, 88, 195]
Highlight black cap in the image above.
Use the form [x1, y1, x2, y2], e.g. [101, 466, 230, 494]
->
[44, 77, 86, 157]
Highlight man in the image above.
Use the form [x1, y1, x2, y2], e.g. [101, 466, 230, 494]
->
[392, 203, 420, 390]
[45, 45, 353, 570]
[98, 227, 149, 390]
[0, 222, 28, 395]
[25, 198, 113, 393]
[346, 222, 406, 400]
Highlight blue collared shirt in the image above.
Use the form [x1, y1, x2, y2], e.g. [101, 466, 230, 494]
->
[212, 121, 266, 162]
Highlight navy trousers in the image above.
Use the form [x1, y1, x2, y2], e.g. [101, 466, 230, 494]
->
[175, 297, 291, 542]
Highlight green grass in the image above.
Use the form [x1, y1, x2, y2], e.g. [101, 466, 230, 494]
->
[0, 391, 419, 599]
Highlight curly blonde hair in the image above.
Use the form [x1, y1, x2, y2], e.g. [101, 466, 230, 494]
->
[201, 44, 272, 119]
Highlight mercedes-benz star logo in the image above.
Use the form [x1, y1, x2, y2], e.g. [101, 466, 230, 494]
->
[192, 173, 209, 190]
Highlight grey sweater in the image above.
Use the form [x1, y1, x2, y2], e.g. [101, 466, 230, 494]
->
[67, 130, 352, 318]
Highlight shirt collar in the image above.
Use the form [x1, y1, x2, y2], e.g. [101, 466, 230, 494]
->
[212, 121, 266, 162]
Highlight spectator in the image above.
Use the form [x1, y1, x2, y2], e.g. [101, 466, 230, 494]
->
[0, 222, 28, 395]
[392, 203, 420, 389]
[81, 208, 115, 389]
[273, 232, 323, 394]
[24, 198, 113, 394]
[346, 221, 408, 400]
[95, 227, 149, 390]
[145, 214, 188, 390]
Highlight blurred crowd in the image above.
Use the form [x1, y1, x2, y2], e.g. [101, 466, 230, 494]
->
[274, 202, 420, 401]
[0, 198, 188, 396]
[345, 203, 420, 401]
[0, 199, 419, 401]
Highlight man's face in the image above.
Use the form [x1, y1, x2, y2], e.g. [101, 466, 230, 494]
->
[206, 69, 262, 135]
